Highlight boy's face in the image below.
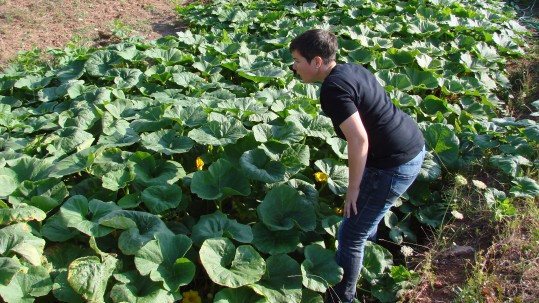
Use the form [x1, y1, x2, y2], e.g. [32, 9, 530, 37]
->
[291, 50, 319, 83]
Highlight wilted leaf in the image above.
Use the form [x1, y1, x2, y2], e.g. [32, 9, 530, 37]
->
[68, 255, 118, 302]
[0, 223, 45, 266]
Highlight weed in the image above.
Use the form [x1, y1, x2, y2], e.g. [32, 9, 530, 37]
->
[111, 19, 136, 39]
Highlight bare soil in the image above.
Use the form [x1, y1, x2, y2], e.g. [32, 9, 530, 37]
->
[0, 0, 184, 67]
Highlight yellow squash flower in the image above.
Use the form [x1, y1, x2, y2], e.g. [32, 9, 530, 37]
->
[182, 290, 202, 303]
[314, 171, 328, 182]
[195, 157, 204, 171]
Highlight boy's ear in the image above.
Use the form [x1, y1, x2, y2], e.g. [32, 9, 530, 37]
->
[313, 56, 324, 68]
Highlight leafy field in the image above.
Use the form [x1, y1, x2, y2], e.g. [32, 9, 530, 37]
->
[0, 0, 537, 302]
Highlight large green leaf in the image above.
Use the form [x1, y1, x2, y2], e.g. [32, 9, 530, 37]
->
[141, 184, 183, 214]
[421, 123, 460, 169]
[140, 129, 194, 155]
[0, 204, 46, 225]
[52, 271, 88, 303]
[68, 255, 118, 303]
[88, 148, 134, 191]
[105, 68, 143, 89]
[172, 71, 204, 88]
[134, 233, 195, 292]
[44, 127, 95, 157]
[57, 195, 121, 237]
[99, 210, 174, 255]
[416, 203, 448, 227]
[361, 242, 393, 284]
[103, 98, 137, 120]
[372, 54, 397, 70]
[45, 244, 89, 302]
[101, 167, 134, 191]
[0, 257, 22, 286]
[56, 60, 86, 83]
[314, 159, 349, 196]
[42, 213, 80, 242]
[0, 157, 54, 197]
[252, 122, 304, 145]
[237, 64, 287, 83]
[375, 70, 413, 91]
[217, 97, 268, 121]
[285, 113, 334, 140]
[163, 105, 208, 128]
[58, 105, 100, 130]
[240, 148, 286, 183]
[386, 48, 415, 66]
[510, 177, 539, 198]
[88, 148, 131, 178]
[191, 158, 251, 201]
[321, 215, 341, 239]
[523, 124, 539, 143]
[489, 154, 531, 177]
[85, 50, 123, 77]
[50, 146, 99, 178]
[98, 129, 141, 148]
[407, 18, 440, 35]
[101, 114, 131, 136]
[384, 211, 417, 244]
[301, 244, 343, 293]
[214, 287, 267, 303]
[193, 54, 222, 75]
[0, 173, 18, 197]
[347, 48, 375, 64]
[257, 184, 316, 232]
[460, 53, 489, 73]
[0, 223, 45, 266]
[110, 43, 140, 60]
[0, 264, 52, 303]
[278, 144, 311, 176]
[38, 80, 85, 102]
[130, 152, 185, 187]
[110, 271, 180, 303]
[191, 211, 253, 246]
[188, 117, 249, 146]
[300, 288, 324, 303]
[416, 152, 441, 182]
[14, 74, 52, 91]
[252, 254, 302, 303]
[144, 48, 193, 66]
[404, 68, 439, 90]
[200, 238, 265, 288]
[415, 54, 443, 71]
[251, 222, 301, 255]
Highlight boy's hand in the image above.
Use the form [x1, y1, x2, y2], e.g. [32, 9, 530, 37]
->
[344, 187, 360, 218]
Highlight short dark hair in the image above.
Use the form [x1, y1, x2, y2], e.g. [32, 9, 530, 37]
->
[289, 29, 338, 64]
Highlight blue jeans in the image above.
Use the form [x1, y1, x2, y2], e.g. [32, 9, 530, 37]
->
[327, 147, 425, 303]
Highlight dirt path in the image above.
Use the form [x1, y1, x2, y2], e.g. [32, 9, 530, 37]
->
[0, 0, 184, 67]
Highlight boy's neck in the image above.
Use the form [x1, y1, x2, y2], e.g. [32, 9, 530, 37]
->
[317, 61, 337, 82]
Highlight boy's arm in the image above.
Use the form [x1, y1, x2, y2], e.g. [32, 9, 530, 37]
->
[339, 111, 369, 218]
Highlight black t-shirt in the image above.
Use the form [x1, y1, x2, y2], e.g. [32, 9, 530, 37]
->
[320, 63, 424, 168]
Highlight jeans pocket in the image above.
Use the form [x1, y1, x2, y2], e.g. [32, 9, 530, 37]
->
[388, 172, 417, 198]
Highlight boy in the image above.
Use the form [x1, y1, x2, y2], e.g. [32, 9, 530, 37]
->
[289, 29, 425, 303]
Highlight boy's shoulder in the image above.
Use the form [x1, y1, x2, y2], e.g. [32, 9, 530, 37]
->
[326, 63, 373, 84]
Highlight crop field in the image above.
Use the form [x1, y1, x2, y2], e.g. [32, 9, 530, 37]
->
[0, 0, 538, 302]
